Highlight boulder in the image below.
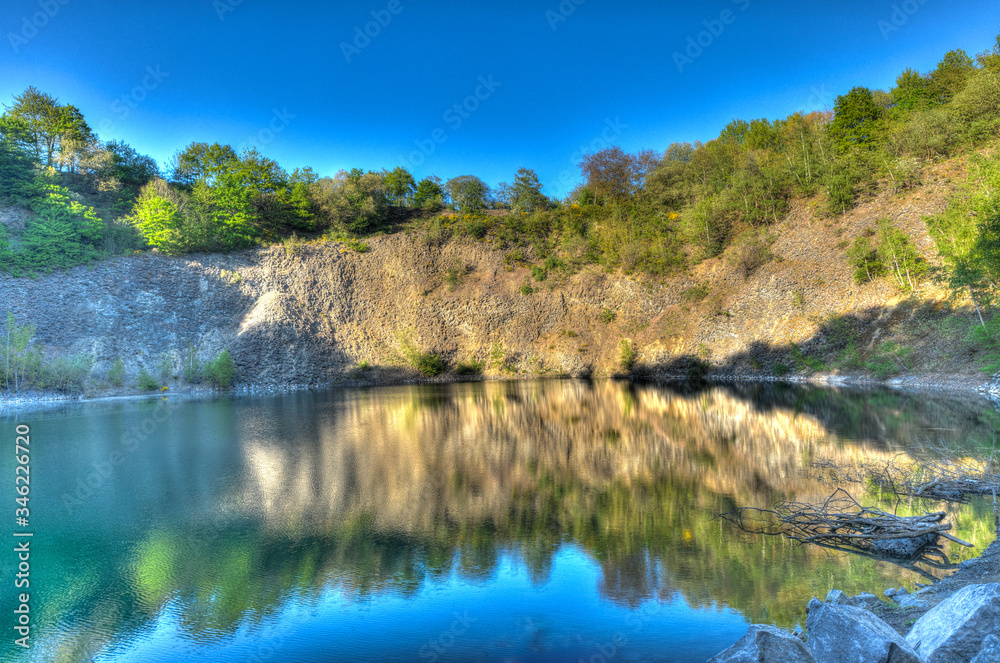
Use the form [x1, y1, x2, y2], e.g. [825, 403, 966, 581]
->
[873, 533, 937, 558]
[806, 598, 921, 663]
[826, 589, 855, 606]
[708, 624, 815, 663]
[971, 634, 1000, 663]
[907, 584, 1000, 663]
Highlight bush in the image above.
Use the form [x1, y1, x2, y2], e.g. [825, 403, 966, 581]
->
[681, 284, 709, 303]
[203, 349, 236, 388]
[157, 353, 174, 382]
[455, 359, 484, 376]
[531, 265, 546, 282]
[519, 283, 533, 295]
[182, 342, 201, 383]
[728, 230, 773, 279]
[42, 353, 92, 393]
[619, 339, 637, 370]
[412, 351, 448, 376]
[600, 308, 617, 324]
[773, 362, 791, 376]
[137, 368, 159, 391]
[107, 356, 125, 387]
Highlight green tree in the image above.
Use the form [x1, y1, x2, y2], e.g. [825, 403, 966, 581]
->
[445, 175, 490, 212]
[508, 167, 547, 213]
[412, 176, 444, 208]
[926, 49, 976, 105]
[128, 179, 190, 254]
[1, 312, 38, 392]
[3, 87, 62, 167]
[829, 87, 884, 153]
[168, 142, 238, 188]
[383, 166, 416, 206]
[104, 140, 160, 191]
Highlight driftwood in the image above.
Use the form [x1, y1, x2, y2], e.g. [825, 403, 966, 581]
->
[720, 488, 972, 560]
[810, 455, 1000, 505]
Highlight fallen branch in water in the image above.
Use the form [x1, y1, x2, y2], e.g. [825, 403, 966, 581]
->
[720, 488, 972, 559]
[811, 455, 1000, 505]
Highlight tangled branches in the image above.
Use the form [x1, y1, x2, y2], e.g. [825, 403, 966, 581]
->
[720, 489, 972, 561]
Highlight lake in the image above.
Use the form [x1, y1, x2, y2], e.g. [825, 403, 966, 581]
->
[2, 380, 997, 662]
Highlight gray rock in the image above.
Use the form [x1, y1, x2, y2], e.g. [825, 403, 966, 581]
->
[907, 584, 1000, 663]
[806, 598, 921, 663]
[971, 634, 1000, 663]
[885, 588, 898, 597]
[896, 593, 929, 610]
[873, 533, 937, 558]
[895, 587, 909, 597]
[826, 589, 854, 605]
[708, 624, 815, 663]
[854, 592, 877, 603]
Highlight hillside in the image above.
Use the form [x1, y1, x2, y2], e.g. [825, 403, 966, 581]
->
[2, 152, 998, 399]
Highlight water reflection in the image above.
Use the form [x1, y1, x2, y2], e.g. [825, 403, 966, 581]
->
[3, 381, 997, 662]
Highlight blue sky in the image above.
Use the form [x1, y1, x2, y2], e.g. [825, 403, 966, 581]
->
[1, 0, 997, 198]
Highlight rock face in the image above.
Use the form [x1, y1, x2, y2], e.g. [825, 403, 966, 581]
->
[971, 634, 1000, 663]
[805, 598, 921, 663]
[708, 624, 815, 663]
[906, 583, 1000, 663]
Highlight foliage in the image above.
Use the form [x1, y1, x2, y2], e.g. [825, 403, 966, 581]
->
[619, 339, 637, 371]
[727, 230, 773, 279]
[519, 283, 533, 295]
[203, 349, 236, 388]
[182, 342, 201, 383]
[107, 356, 125, 387]
[454, 359, 484, 376]
[41, 353, 93, 392]
[445, 175, 490, 212]
[136, 368, 159, 391]
[1, 312, 40, 392]
[600, 308, 617, 324]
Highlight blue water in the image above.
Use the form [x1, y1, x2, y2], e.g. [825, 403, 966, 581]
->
[2, 380, 995, 662]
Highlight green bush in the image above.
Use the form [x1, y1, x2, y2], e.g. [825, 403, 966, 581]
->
[519, 283, 533, 295]
[137, 368, 159, 391]
[455, 359, 484, 376]
[600, 308, 617, 324]
[182, 342, 201, 383]
[42, 353, 93, 393]
[619, 339, 637, 370]
[681, 284, 709, 303]
[772, 362, 791, 376]
[107, 356, 125, 387]
[203, 349, 236, 388]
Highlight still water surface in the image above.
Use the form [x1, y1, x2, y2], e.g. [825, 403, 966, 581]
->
[2, 380, 997, 662]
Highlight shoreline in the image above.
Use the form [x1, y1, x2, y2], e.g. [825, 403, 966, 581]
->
[2, 368, 999, 415]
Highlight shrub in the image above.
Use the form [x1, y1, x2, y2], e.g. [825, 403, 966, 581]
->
[182, 342, 201, 383]
[773, 362, 791, 376]
[600, 308, 617, 324]
[519, 283, 533, 295]
[531, 265, 546, 282]
[107, 356, 125, 387]
[455, 359, 484, 376]
[681, 284, 709, 303]
[157, 353, 174, 382]
[42, 353, 92, 393]
[203, 349, 236, 388]
[728, 230, 773, 279]
[619, 339, 637, 370]
[412, 351, 448, 376]
[137, 368, 159, 391]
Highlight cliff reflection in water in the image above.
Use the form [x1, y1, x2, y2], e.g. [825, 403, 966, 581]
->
[20, 380, 999, 661]
[233, 380, 993, 608]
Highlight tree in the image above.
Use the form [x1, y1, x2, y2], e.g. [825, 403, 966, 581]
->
[891, 68, 932, 112]
[3, 87, 61, 166]
[580, 146, 636, 204]
[927, 49, 976, 105]
[0, 115, 34, 197]
[445, 175, 490, 212]
[168, 142, 238, 188]
[829, 87, 884, 153]
[1, 312, 38, 392]
[128, 179, 190, 254]
[508, 167, 547, 213]
[412, 176, 444, 208]
[104, 140, 159, 191]
[311, 171, 389, 234]
[383, 166, 416, 206]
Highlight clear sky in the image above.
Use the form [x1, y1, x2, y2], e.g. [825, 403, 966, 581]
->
[1, 0, 997, 198]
